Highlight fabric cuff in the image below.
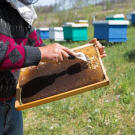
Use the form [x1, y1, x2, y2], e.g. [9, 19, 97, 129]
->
[40, 43, 46, 47]
[24, 46, 41, 67]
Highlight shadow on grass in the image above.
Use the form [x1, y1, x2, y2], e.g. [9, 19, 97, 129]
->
[48, 39, 90, 45]
[124, 50, 135, 62]
[128, 24, 135, 28]
[99, 40, 123, 47]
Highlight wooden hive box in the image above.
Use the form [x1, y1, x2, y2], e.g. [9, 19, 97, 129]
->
[93, 20, 129, 43]
[63, 23, 89, 41]
[15, 43, 109, 111]
[127, 11, 135, 24]
[75, 20, 89, 24]
[106, 14, 125, 21]
[37, 28, 49, 40]
[49, 27, 64, 41]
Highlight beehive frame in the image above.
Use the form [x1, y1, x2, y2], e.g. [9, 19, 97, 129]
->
[15, 43, 109, 111]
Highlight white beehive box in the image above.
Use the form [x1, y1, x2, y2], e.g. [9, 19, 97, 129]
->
[106, 14, 125, 20]
[75, 20, 88, 24]
[49, 27, 64, 41]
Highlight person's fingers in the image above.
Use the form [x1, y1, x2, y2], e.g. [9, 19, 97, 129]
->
[95, 41, 104, 51]
[89, 38, 97, 43]
[95, 41, 102, 47]
[54, 49, 63, 63]
[55, 57, 59, 63]
[97, 44, 105, 53]
[101, 54, 107, 58]
[61, 50, 69, 59]
[55, 44, 76, 57]
[58, 52, 64, 62]
[62, 47, 76, 56]
[99, 47, 104, 53]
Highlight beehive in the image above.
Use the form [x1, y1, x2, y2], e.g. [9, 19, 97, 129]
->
[37, 28, 49, 40]
[49, 27, 64, 41]
[75, 20, 88, 24]
[93, 20, 129, 42]
[63, 23, 89, 41]
[106, 14, 125, 21]
[127, 12, 135, 24]
[15, 43, 109, 111]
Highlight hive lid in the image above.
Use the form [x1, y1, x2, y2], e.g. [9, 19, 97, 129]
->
[127, 11, 135, 15]
[93, 20, 130, 25]
[63, 23, 89, 27]
[49, 27, 63, 30]
[64, 22, 75, 25]
[106, 14, 125, 18]
[38, 28, 49, 31]
[75, 20, 88, 23]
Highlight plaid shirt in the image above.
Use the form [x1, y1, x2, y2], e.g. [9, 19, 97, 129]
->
[0, 1, 45, 100]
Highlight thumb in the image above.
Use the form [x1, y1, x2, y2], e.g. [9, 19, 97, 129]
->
[89, 38, 97, 43]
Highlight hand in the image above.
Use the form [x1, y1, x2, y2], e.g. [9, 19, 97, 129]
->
[90, 38, 107, 58]
[39, 43, 76, 63]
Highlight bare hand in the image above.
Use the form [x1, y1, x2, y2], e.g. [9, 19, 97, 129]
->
[90, 38, 107, 58]
[39, 43, 76, 63]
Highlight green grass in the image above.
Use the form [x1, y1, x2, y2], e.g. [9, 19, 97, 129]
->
[24, 1, 135, 134]
[34, 1, 135, 27]
[23, 25, 135, 135]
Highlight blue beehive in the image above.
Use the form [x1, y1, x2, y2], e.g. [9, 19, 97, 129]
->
[93, 20, 129, 42]
[37, 28, 49, 40]
[127, 12, 135, 24]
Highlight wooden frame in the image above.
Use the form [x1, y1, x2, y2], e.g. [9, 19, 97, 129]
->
[15, 43, 109, 111]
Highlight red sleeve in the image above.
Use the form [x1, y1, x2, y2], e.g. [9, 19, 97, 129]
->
[0, 40, 41, 71]
[27, 28, 45, 47]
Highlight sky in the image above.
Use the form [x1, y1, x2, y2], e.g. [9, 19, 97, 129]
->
[34, 0, 55, 6]
[34, 0, 103, 7]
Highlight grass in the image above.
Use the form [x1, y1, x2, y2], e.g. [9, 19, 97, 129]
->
[23, 1, 135, 134]
[34, 1, 135, 27]
[23, 25, 135, 135]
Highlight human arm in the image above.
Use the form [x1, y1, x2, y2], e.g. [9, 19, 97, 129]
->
[39, 43, 76, 63]
[28, 27, 76, 63]
[0, 29, 76, 71]
[0, 40, 41, 71]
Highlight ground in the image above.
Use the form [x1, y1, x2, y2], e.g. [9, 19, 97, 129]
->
[23, 25, 135, 135]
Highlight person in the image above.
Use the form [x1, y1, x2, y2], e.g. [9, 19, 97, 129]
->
[0, 0, 106, 135]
